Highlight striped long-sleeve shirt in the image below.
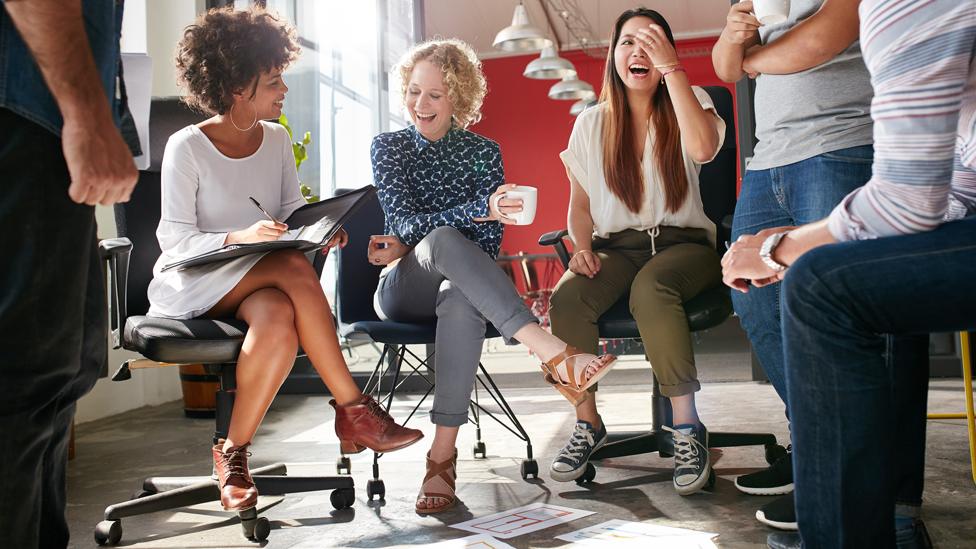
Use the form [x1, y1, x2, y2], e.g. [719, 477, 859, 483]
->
[827, 0, 976, 241]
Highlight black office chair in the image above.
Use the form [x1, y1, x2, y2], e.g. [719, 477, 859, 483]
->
[538, 86, 784, 485]
[93, 99, 354, 546]
[333, 188, 539, 500]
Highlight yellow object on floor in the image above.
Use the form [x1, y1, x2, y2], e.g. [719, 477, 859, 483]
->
[927, 331, 976, 486]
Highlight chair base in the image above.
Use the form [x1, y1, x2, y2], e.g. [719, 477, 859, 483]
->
[94, 463, 355, 546]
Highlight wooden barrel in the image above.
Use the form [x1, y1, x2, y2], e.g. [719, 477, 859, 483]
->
[178, 364, 218, 418]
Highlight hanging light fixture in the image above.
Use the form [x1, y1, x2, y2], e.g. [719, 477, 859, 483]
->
[493, 1, 552, 52]
[548, 74, 595, 100]
[523, 45, 576, 79]
[570, 96, 597, 116]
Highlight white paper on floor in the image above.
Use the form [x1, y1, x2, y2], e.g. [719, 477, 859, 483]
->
[425, 533, 517, 548]
[450, 502, 594, 539]
[555, 519, 718, 547]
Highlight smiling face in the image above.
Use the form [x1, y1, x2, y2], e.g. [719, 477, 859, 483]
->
[235, 67, 289, 121]
[405, 59, 454, 141]
[613, 16, 657, 92]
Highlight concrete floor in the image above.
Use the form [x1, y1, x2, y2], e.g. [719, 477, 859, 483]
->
[66, 324, 976, 548]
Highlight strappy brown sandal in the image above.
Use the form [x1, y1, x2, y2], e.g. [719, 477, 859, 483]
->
[415, 450, 458, 515]
[541, 346, 617, 405]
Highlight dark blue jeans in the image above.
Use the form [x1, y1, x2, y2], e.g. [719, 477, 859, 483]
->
[0, 109, 107, 548]
[732, 146, 876, 405]
[782, 215, 976, 548]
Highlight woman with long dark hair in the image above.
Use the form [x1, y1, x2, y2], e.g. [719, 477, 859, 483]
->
[547, 8, 726, 496]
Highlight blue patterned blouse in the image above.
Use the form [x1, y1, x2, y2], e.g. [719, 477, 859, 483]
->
[370, 125, 505, 257]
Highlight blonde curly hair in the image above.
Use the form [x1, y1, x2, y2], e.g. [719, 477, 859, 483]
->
[395, 39, 487, 128]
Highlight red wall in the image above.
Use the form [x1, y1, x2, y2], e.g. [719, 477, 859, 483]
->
[473, 37, 733, 257]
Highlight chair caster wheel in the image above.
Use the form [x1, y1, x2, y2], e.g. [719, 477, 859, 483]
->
[94, 520, 122, 546]
[520, 458, 539, 480]
[575, 463, 597, 485]
[765, 443, 787, 465]
[240, 508, 270, 541]
[473, 441, 486, 459]
[336, 455, 351, 474]
[330, 487, 355, 510]
[366, 478, 386, 500]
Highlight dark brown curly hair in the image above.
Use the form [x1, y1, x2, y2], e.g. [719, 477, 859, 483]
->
[175, 7, 300, 115]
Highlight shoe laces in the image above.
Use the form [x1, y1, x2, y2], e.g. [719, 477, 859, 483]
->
[218, 446, 252, 479]
[364, 396, 394, 423]
[558, 423, 596, 461]
[663, 425, 706, 469]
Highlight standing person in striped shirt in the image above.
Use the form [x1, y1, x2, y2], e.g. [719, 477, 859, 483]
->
[713, 0, 930, 538]
[723, 0, 976, 546]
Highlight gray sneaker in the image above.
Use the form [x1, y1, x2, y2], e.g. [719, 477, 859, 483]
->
[550, 419, 607, 482]
[664, 423, 711, 495]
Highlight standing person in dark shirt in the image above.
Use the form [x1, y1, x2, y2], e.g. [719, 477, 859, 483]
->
[0, 1, 137, 547]
[370, 38, 618, 515]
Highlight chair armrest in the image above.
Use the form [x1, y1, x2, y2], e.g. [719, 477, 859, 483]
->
[98, 237, 132, 349]
[538, 229, 571, 268]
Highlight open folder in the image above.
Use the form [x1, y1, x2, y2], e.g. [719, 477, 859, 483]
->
[161, 185, 375, 272]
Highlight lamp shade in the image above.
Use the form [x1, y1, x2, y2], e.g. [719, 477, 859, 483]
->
[493, 3, 552, 52]
[523, 46, 576, 79]
[570, 97, 597, 116]
[548, 75, 595, 100]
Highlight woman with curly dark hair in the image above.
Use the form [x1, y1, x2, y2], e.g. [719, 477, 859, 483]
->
[146, 7, 422, 513]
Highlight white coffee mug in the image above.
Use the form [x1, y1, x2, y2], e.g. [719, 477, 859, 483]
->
[753, 0, 790, 25]
[491, 185, 538, 225]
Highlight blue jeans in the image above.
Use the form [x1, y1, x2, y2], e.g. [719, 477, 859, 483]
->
[782, 215, 976, 548]
[732, 145, 876, 405]
[0, 109, 106, 548]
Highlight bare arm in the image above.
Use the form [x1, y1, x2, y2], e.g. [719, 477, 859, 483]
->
[637, 26, 720, 162]
[565, 166, 602, 278]
[712, 1, 762, 82]
[743, 0, 861, 76]
[3, 0, 136, 205]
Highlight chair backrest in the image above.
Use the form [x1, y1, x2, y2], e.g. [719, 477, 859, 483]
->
[114, 99, 207, 316]
[698, 85, 738, 251]
[335, 188, 385, 325]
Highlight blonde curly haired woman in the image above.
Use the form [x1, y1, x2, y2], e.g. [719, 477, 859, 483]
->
[369, 39, 618, 514]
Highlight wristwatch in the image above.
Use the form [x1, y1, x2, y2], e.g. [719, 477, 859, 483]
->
[759, 231, 789, 273]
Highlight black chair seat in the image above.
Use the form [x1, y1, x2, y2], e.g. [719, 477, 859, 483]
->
[340, 320, 501, 345]
[596, 285, 732, 340]
[124, 315, 248, 364]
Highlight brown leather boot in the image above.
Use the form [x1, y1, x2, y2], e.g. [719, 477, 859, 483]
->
[212, 440, 258, 511]
[331, 395, 424, 454]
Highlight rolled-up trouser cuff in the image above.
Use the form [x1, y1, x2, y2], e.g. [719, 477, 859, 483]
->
[496, 310, 539, 344]
[659, 379, 701, 397]
[430, 410, 468, 427]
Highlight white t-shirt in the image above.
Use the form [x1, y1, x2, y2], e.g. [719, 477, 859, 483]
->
[147, 120, 305, 319]
[559, 86, 724, 246]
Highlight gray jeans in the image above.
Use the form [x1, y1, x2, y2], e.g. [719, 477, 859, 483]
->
[374, 226, 538, 426]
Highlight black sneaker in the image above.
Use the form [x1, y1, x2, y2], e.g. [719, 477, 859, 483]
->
[756, 493, 798, 530]
[664, 423, 711, 495]
[550, 419, 607, 482]
[736, 445, 793, 495]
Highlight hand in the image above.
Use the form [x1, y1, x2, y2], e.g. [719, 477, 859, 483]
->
[227, 220, 288, 244]
[368, 234, 410, 266]
[473, 183, 522, 224]
[569, 249, 601, 279]
[720, 227, 794, 292]
[721, 1, 761, 46]
[62, 117, 138, 205]
[635, 25, 679, 68]
[322, 228, 348, 255]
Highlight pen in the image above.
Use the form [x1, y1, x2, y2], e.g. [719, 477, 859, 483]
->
[249, 196, 283, 225]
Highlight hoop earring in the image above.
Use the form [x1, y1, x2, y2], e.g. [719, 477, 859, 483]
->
[229, 101, 258, 132]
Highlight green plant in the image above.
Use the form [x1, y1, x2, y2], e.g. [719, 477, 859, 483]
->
[278, 113, 319, 202]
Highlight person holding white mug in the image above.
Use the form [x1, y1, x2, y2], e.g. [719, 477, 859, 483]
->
[546, 8, 726, 497]
[369, 38, 618, 515]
